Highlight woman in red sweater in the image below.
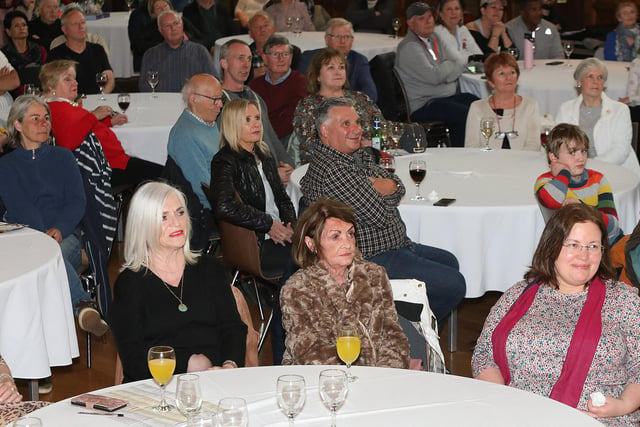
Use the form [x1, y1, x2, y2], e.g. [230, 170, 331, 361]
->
[39, 60, 162, 187]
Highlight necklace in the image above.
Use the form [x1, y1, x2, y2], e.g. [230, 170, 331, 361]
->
[160, 275, 188, 312]
[490, 94, 519, 139]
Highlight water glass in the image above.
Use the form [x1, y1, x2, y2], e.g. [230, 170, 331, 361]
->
[176, 373, 203, 424]
[217, 397, 248, 427]
[319, 369, 348, 427]
[13, 418, 42, 426]
[276, 374, 306, 426]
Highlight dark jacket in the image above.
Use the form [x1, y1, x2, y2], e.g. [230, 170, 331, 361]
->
[182, 0, 234, 49]
[2, 39, 45, 95]
[210, 144, 296, 238]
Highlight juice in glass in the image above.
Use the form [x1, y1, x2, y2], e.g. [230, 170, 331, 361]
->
[148, 358, 176, 385]
[337, 336, 361, 364]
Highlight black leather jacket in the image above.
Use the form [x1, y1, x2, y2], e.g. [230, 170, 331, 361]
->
[211, 145, 296, 238]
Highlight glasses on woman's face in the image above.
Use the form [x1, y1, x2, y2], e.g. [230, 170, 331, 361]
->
[562, 242, 603, 255]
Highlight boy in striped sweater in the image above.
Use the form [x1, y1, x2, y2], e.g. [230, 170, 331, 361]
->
[535, 123, 623, 244]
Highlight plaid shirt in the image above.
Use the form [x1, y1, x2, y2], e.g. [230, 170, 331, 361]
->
[301, 141, 411, 258]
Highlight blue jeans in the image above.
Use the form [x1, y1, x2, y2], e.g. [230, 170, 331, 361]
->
[60, 231, 90, 315]
[368, 243, 466, 326]
[410, 93, 478, 148]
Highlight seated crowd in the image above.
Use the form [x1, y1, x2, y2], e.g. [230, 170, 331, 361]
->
[4, 1, 640, 425]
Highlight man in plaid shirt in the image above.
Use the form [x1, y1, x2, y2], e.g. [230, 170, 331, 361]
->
[301, 97, 466, 325]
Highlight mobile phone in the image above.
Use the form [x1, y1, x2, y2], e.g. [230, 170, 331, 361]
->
[71, 394, 128, 412]
[433, 198, 456, 207]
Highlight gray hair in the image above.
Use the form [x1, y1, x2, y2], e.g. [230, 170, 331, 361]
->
[157, 9, 181, 30]
[248, 11, 273, 29]
[325, 18, 353, 36]
[60, 3, 83, 26]
[263, 34, 292, 54]
[573, 57, 608, 83]
[315, 97, 355, 135]
[219, 38, 250, 61]
[122, 181, 199, 272]
[7, 95, 51, 149]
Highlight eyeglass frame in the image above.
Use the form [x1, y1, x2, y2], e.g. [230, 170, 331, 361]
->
[326, 34, 354, 41]
[194, 93, 223, 104]
[561, 242, 604, 255]
[264, 51, 291, 59]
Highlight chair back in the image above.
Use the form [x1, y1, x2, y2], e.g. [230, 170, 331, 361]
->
[369, 52, 408, 123]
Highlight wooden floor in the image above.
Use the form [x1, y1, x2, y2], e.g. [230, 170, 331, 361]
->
[15, 242, 501, 402]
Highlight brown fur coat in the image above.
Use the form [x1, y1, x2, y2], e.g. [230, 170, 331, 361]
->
[280, 259, 409, 368]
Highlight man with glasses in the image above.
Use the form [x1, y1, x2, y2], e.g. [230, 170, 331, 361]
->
[297, 17, 377, 101]
[139, 10, 216, 92]
[248, 35, 307, 147]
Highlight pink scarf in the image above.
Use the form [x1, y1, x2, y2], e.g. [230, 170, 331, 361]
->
[491, 277, 606, 408]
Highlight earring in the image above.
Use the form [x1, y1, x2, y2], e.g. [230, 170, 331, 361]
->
[576, 83, 581, 89]
[52, 90, 56, 96]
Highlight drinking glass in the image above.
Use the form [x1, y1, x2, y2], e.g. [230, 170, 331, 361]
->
[13, 418, 42, 427]
[286, 16, 293, 32]
[540, 125, 551, 147]
[506, 46, 519, 60]
[176, 373, 202, 425]
[24, 84, 36, 95]
[380, 121, 389, 152]
[216, 397, 248, 427]
[294, 16, 302, 36]
[147, 70, 159, 98]
[117, 93, 131, 114]
[412, 126, 425, 153]
[563, 41, 574, 65]
[409, 159, 426, 201]
[379, 156, 395, 174]
[391, 18, 400, 38]
[276, 374, 306, 426]
[480, 117, 494, 152]
[126, 0, 134, 12]
[319, 369, 348, 427]
[148, 345, 176, 412]
[336, 323, 360, 382]
[95, 72, 107, 101]
[389, 122, 403, 154]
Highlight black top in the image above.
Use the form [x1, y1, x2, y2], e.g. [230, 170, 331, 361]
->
[182, 0, 234, 49]
[28, 18, 62, 52]
[110, 255, 247, 382]
[47, 42, 112, 95]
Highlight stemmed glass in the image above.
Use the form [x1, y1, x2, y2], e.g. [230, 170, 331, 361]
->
[13, 417, 42, 426]
[380, 121, 389, 152]
[147, 345, 176, 412]
[389, 122, 403, 155]
[95, 72, 107, 101]
[176, 374, 202, 425]
[286, 16, 293, 33]
[480, 117, 494, 152]
[294, 16, 302, 36]
[24, 84, 36, 95]
[319, 369, 348, 427]
[117, 93, 130, 114]
[276, 374, 306, 426]
[336, 323, 360, 382]
[391, 18, 400, 39]
[217, 397, 248, 427]
[412, 126, 425, 153]
[563, 41, 574, 65]
[409, 159, 426, 201]
[506, 46, 519, 59]
[147, 70, 159, 98]
[379, 156, 395, 173]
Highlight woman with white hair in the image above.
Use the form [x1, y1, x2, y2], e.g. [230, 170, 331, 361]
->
[556, 57, 640, 178]
[110, 181, 248, 382]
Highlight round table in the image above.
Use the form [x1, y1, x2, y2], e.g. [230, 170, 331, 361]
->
[30, 365, 600, 426]
[0, 227, 79, 398]
[459, 59, 629, 118]
[213, 31, 401, 79]
[86, 12, 135, 78]
[288, 148, 640, 298]
[82, 92, 185, 165]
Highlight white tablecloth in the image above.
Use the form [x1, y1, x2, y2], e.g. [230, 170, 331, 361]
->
[0, 228, 79, 379]
[82, 92, 185, 165]
[288, 148, 640, 298]
[86, 12, 135, 78]
[459, 59, 629, 118]
[213, 31, 401, 78]
[31, 365, 600, 426]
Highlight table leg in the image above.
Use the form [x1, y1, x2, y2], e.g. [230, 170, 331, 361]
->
[448, 309, 457, 352]
[28, 379, 39, 401]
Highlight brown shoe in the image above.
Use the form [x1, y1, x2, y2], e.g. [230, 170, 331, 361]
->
[77, 300, 109, 337]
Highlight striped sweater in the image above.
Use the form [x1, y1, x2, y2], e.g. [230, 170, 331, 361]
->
[535, 169, 623, 244]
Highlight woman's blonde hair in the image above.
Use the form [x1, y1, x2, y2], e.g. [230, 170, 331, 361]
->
[122, 181, 199, 272]
[219, 98, 270, 156]
[39, 59, 77, 94]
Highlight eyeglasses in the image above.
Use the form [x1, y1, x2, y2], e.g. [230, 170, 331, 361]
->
[327, 34, 354, 41]
[266, 51, 291, 59]
[562, 242, 603, 255]
[195, 93, 223, 103]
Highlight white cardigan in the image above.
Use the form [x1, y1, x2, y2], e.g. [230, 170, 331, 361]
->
[556, 93, 640, 178]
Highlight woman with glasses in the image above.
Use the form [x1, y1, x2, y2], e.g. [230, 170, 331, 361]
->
[464, 52, 541, 150]
[473, 203, 640, 424]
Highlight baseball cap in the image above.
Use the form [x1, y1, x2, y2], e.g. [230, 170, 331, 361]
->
[406, 2, 434, 20]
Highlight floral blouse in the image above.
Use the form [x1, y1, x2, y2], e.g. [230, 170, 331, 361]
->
[472, 279, 640, 426]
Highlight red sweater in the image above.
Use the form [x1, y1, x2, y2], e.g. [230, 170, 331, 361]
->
[48, 100, 130, 170]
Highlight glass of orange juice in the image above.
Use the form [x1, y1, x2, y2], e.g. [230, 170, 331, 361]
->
[336, 323, 360, 382]
[148, 345, 176, 412]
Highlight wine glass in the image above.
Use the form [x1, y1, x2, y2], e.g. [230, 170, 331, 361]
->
[379, 156, 395, 173]
[286, 16, 293, 33]
[126, 0, 134, 12]
[294, 16, 302, 36]
[147, 345, 176, 412]
[276, 374, 306, 426]
[24, 84, 36, 95]
[391, 18, 400, 38]
[563, 40, 574, 65]
[336, 323, 360, 382]
[389, 122, 403, 154]
[380, 121, 389, 152]
[176, 373, 202, 424]
[13, 417, 42, 426]
[480, 117, 494, 152]
[95, 72, 107, 101]
[412, 126, 425, 153]
[117, 93, 130, 114]
[506, 46, 519, 59]
[319, 369, 348, 427]
[409, 159, 427, 201]
[217, 397, 248, 427]
[147, 70, 159, 98]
